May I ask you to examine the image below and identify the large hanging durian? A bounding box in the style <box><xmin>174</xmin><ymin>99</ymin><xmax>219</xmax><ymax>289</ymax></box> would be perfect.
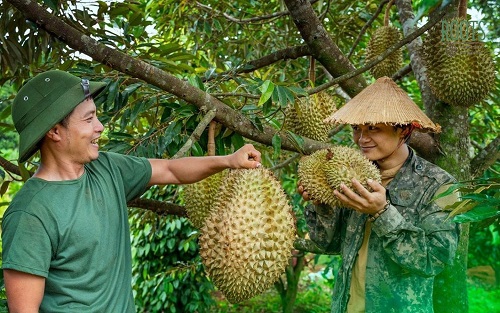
<box><xmin>284</xmin><ymin>92</ymin><xmax>337</xmax><ymax>142</ymax></box>
<box><xmin>298</xmin><ymin>146</ymin><xmax>381</xmax><ymax>207</ymax></box>
<box><xmin>199</xmin><ymin>168</ymin><xmax>296</xmax><ymax>303</ymax></box>
<box><xmin>422</xmin><ymin>17</ymin><xmax>496</xmax><ymax>107</ymax></box>
<box><xmin>365</xmin><ymin>25</ymin><xmax>403</xmax><ymax>78</ymax></box>
<box><xmin>182</xmin><ymin>170</ymin><xmax>228</xmax><ymax>229</ymax></box>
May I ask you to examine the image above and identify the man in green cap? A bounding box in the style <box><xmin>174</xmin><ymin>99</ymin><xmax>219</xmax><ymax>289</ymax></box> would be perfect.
<box><xmin>2</xmin><ymin>70</ymin><xmax>262</xmax><ymax>312</ymax></box>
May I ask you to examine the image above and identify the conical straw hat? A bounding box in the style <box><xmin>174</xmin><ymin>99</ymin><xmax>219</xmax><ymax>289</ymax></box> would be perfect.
<box><xmin>324</xmin><ymin>76</ymin><xmax>440</xmax><ymax>132</ymax></box>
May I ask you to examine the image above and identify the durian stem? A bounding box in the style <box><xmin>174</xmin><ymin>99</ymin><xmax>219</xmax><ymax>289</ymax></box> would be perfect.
<box><xmin>384</xmin><ymin>0</ymin><xmax>395</xmax><ymax>26</ymax></box>
<box><xmin>208</xmin><ymin>121</ymin><xmax>216</xmax><ymax>156</ymax></box>
<box><xmin>171</xmin><ymin>109</ymin><xmax>216</xmax><ymax>159</ymax></box>
<box><xmin>308</xmin><ymin>56</ymin><xmax>316</xmax><ymax>86</ymax></box>
<box><xmin>458</xmin><ymin>0</ymin><xmax>467</xmax><ymax>18</ymax></box>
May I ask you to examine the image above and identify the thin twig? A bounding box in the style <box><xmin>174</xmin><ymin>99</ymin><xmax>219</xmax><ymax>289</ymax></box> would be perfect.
<box><xmin>391</xmin><ymin>63</ymin><xmax>412</xmax><ymax>81</ymax></box>
<box><xmin>348</xmin><ymin>0</ymin><xmax>390</xmax><ymax>59</ymax></box>
<box><xmin>172</xmin><ymin>109</ymin><xmax>217</xmax><ymax>159</ymax></box>
<box><xmin>270</xmin><ymin>153</ymin><xmax>302</xmax><ymax>171</ymax></box>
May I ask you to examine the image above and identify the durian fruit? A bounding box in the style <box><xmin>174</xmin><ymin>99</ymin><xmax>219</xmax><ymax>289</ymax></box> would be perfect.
<box><xmin>422</xmin><ymin>17</ymin><xmax>496</xmax><ymax>107</ymax></box>
<box><xmin>199</xmin><ymin>168</ymin><xmax>296</xmax><ymax>303</ymax></box>
<box><xmin>284</xmin><ymin>92</ymin><xmax>337</xmax><ymax>142</ymax></box>
<box><xmin>297</xmin><ymin>149</ymin><xmax>336</xmax><ymax>206</ymax></box>
<box><xmin>298</xmin><ymin>146</ymin><xmax>381</xmax><ymax>207</ymax></box>
<box><xmin>365</xmin><ymin>26</ymin><xmax>403</xmax><ymax>78</ymax></box>
<box><xmin>183</xmin><ymin>170</ymin><xmax>228</xmax><ymax>229</ymax></box>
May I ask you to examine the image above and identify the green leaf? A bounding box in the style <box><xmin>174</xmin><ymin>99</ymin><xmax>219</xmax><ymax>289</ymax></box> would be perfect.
<box><xmin>42</xmin><ymin>0</ymin><xmax>58</xmax><ymax>11</ymax></box>
<box><xmin>251</xmin><ymin>116</ymin><xmax>264</xmax><ymax>132</ymax></box>
<box><xmin>285</xmin><ymin>130</ymin><xmax>305</xmax><ymax>154</ymax></box>
<box><xmin>0</xmin><ymin>181</ymin><xmax>10</xmax><ymax>196</ymax></box>
<box><xmin>187</xmin><ymin>75</ymin><xmax>205</xmax><ymax>91</ymax></box>
<box><xmin>287</xmin><ymin>86</ymin><xmax>308</xmax><ymax>97</ymax></box>
<box><xmin>453</xmin><ymin>205</ymin><xmax>500</xmax><ymax>223</ymax></box>
<box><xmin>166</xmin><ymin>238</ymin><xmax>176</xmax><ymax>250</ymax></box>
<box><xmin>258</xmin><ymin>80</ymin><xmax>275</xmax><ymax>106</ymax></box>
<box><xmin>231</xmin><ymin>133</ymin><xmax>245</xmax><ymax>150</ymax></box>
<box><xmin>275</xmin><ymin>85</ymin><xmax>295</xmax><ymax>108</ymax></box>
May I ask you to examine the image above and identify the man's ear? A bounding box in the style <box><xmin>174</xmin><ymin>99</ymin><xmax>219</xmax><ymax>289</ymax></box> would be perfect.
<box><xmin>400</xmin><ymin>126</ymin><xmax>411</xmax><ymax>138</ymax></box>
<box><xmin>46</xmin><ymin>124</ymin><xmax>62</xmax><ymax>141</ymax></box>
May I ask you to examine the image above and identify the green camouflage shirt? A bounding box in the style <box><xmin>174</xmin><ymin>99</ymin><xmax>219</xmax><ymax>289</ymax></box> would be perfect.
<box><xmin>305</xmin><ymin>149</ymin><xmax>459</xmax><ymax>313</ymax></box>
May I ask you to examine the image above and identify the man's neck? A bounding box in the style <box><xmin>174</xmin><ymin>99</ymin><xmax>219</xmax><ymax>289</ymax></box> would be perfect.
<box><xmin>34</xmin><ymin>159</ymin><xmax>86</xmax><ymax>181</ymax></box>
<box><xmin>376</xmin><ymin>144</ymin><xmax>409</xmax><ymax>171</ymax></box>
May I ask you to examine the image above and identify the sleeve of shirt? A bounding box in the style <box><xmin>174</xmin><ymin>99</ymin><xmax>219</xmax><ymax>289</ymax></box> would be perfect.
<box><xmin>103</xmin><ymin>152</ymin><xmax>152</xmax><ymax>201</ymax></box>
<box><xmin>371</xmin><ymin>197</ymin><xmax>459</xmax><ymax>277</ymax></box>
<box><xmin>2</xmin><ymin>211</ymin><xmax>52</xmax><ymax>278</ymax></box>
<box><xmin>304</xmin><ymin>203</ymin><xmax>344</xmax><ymax>253</ymax></box>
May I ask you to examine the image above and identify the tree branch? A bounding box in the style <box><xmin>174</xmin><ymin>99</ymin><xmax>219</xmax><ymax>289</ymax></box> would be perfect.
<box><xmin>283</xmin><ymin>0</ymin><xmax>368</xmax><ymax>97</ymax></box>
<box><xmin>309</xmin><ymin>3</ymin><xmax>449</xmax><ymax>95</ymax></box>
<box><xmin>0</xmin><ymin>155</ymin><xmax>21</xmax><ymax>176</ymax></box>
<box><xmin>127</xmin><ymin>198</ymin><xmax>187</xmax><ymax>217</ymax></box>
<box><xmin>394</xmin><ymin>0</ymin><xmax>444</xmax><ymax>117</ymax></box>
<box><xmin>6</xmin><ymin>0</ymin><xmax>330</xmax><ymax>156</ymax></box>
<box><xmin>205</xmin><ymin>45</ymin><xmax>311</xmax><ymax>82</ymax></box>
<box><xmin>293</xmin><ymin>237</ymin><xmax>336</xmax><ymax>255</ymax></box>
<box><xmin>195</xmin><ymin>0</ymin><xmax>320</xmax><ymax>24</ymax></box>
<box><xmin>171</xmin><ymin>109</ymin><xmax>217</xmax><ymax>159</ymax></box>
<box><xmin>391</xmin><ymin>63</ymin><xmax>412</xmax><ymax>82</ymax></box>
<box><xmin>269</xmin><ymin>153</ymin><xmax>301</xmax><ymax>171</ymax></box>
<box><xmin>470</xmin><ymin>135</ymin><xmax>500</xmax><ymax>178</ymax></box>
<box><xmin>195</xmin><ymin>1</ymin><xmax>289</xmax><ymax>24</ymax></box>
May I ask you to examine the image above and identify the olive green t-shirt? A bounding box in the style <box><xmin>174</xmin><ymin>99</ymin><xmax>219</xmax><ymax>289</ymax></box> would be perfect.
<box><xmin>2</xmin><ymin>152</ymin><xmax>151</xmax><ymax>312</ymax></box>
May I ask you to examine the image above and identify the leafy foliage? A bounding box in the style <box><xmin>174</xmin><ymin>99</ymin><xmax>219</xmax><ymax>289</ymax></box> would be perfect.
<box><xmin>0</xmin><ymin>0</ymin><xmax>499</xmax><ymax>311</ymax></box>
<box><xmin>130</xmin><ymin>210</ymin><xmax>215</xmax><ymax>312</ymax></box>
<box><xmin>435</xmin><ymin>177</ymin><xmax>500</xmax><ymax>224</ymax></box>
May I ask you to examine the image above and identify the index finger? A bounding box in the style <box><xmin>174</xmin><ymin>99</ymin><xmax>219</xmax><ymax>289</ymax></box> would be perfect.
<box><xmin>350</xmin><ymin>178</ymin><xmax>372</xmax><ymax>198</ymax></box>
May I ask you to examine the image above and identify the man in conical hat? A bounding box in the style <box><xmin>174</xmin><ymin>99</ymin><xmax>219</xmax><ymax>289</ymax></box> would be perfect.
<box><xmin>300</xmin><ymin>77</ymin><xmax>459</xmax><ymax>313</ymax></box>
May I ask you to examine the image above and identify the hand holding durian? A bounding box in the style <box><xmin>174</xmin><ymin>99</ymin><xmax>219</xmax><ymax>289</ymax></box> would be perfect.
<box><xmin>227</xmin><ymin>143</ymin><xmax>262</xmax><ymax>169</ymax></box>
<box><xmin>333</xmin><ymin>178</ymin><xmax>387</xmax><ymax>216</ymax></box>
<box><xmin>297</xmin><ymin>146</ymin><xmax>382</xmax><ymax>208</ymax></box>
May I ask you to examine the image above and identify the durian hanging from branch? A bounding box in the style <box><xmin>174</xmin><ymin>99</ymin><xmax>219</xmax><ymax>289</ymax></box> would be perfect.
<box><xmin>365</xmin><ymin>0</ymin><xmax>403</xmax><ymax>79</ymax></box>
<box><xmin>422</xmin><ymin>0</ymin><xmax>495</xmax><ymax>107</ymax></box>
<box><xmin>283</xmin><ymin>57</ymin><xmax>338</xmax><ymax>142</ymax></box>
<box><xmin>182</xmin><ymin>120</ymin><xmax>228</xmax><ymax>229</ymax></box>
<box><xmin>199</xmin><ymin>167</ymin><xmax>296</xmax><ymax>303</ymax></box>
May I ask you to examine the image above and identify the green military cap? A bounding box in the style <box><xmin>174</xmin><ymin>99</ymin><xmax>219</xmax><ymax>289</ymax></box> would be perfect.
<box><xmin>12</xmin><ymin>70</ymin><xmax>107</xmax><ymax>163</ymax></box>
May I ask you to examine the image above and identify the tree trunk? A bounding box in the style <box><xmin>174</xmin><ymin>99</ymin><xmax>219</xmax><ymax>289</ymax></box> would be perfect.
<box><xmin>275</xmin><ymin>253</ymin><xmax>306</xmax><ymax>313</ymax></box>
<box><xmin>432</xmin><ymin>99</ymin><xmax>471</xmax><ymax>313</ymax></box>
<box><xmin>395</xmin><ymin>0</ymin><xmax>470</xmax><ymax>311</ymax></box>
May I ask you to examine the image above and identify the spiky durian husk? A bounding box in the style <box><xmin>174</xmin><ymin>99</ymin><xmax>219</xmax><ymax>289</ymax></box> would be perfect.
<box><xmin>199</xmin><ymin>168</ymin><xmax>296</xmax><ymax>304</ymax></box>
<box><xmin>322</xmin><ymin>146</ymin><xmax>381</xmax><ymax>194</ymax></box>
<box><xmin>298</xmin><ymin>146</ymin><xmax>381</xmax><ymax>207</ymax></box>
<box><xmin>284</xmin><ymin>92</ymin><xmax>337</xmax><ymax>142</ymax></box>
<box><xmin>423</xmin><ymin>18</ymin><xmax>496</xmax><ymax>107</ymax></box>
<box><xmin>183</xmin><ymin>170</ymin><xmax>228</xmax><ymax>229</ymax></box>
<box><xmin>365</xmin><ymin>26</ymin><xmax>403</xmax><ymax>78</ymax></box>
<box><xmin>297</xmin><ymin>149</ymin><xmax>337</xmax><ymax>206</ymax></box>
